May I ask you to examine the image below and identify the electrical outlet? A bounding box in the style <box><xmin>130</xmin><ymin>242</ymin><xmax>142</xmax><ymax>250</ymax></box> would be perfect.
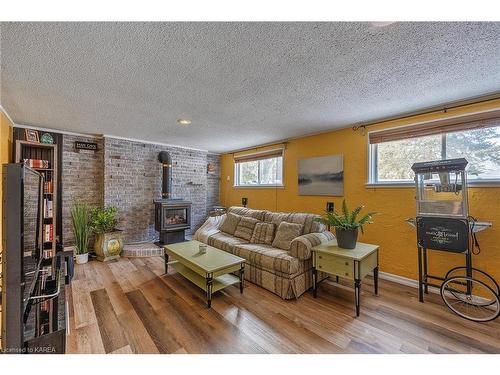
<box><xmin>226</xmin><ymin>175</ymin><xmax>230</xmax><ymax>181</ymax></box>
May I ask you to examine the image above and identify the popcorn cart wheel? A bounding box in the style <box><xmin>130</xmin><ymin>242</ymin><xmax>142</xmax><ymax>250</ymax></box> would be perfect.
<box><xmin>440</xmin><ymin>276</ymin><xmax>500</xmax><ymax>322</ymax></box>
<box><xmin>409</xmin><ymin>158</ymin><xmax>500</xmax><ymax>322</ymax></box>
<box><xmin>444</xmin><ymin>266</ymin><xmax>500</xmax><ymax>297</ymax></box>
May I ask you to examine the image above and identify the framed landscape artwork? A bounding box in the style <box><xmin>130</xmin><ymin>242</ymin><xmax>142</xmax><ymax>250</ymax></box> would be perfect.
<box><xmin>298</xmin><ymin>154</ymin><xmax>344</xmax><ymax>196</ymax></box>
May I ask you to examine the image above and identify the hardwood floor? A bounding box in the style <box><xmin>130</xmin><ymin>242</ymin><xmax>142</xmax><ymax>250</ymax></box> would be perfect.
<box><xmin>66</xmin><ymin>256</ymin><xmax>500</xmax><ymax>354</ymax></box>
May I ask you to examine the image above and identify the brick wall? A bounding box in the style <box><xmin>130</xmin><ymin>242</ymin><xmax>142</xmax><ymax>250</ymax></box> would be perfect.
<box><xmin>61</xmin><ymin>135</ymin><xmax>104</xmax><ymax>244</ymax></box>
<box><xmin>207</xmin><ymin>153</ymin><xmax>221</xmax><ymax>213</ymax></box>
<box><xmin>102</xmin><ymin>137</ymin><xmax>220</xmax><ymax>244</ymax></box>
<box><xmin>62</xmin><ymin>135</ymin><xmax>220</xmax><ymax>245</ymax></box>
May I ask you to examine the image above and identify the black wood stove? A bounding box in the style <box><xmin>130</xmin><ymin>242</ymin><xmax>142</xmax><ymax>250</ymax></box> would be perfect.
<box><xmin>154</xmin><ymin>151</ymin><xmax>192</xmax><ymax>244</ymax></box>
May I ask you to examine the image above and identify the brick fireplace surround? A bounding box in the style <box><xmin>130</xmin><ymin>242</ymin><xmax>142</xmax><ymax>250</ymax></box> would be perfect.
<box><xmin>61</xmin><ymin>134</ymin><xmax>220</xmax><ymax>247</ymax></box>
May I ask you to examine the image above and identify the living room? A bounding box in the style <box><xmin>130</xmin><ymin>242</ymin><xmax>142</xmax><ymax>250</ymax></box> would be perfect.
<box><xmin>1</xmin><ymin>1</ymin><xmax>500</xmax><ymax>373</ymax></box>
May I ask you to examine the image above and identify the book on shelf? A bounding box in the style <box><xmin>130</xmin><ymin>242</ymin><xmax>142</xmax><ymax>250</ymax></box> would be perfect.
<box><xmin>40</xmin><ymin>265</ymin><xmax>52</xmax><ymax>290</ymax></box>
<box><xmin>43</xmin><ymin>198</ymin><xmax>53</xmax><ymax>218</ymax></box>
<box><xmin>44</xmin><ymin>224</ymin><xmax>54</xmax><ymax>242</ymax></box>
<box><xmin>23</xmin><ymin>158</ymin><xmax>49</xmax><ymax>169</ymax></box>
<box><xmin>44</xmin><ymin>181</ymin><xmax>53</xmax><ymax>194</ymax></box>
<box><xmin>43</xmin><ymin>249</ymin><xmax>55</xmax><ymax>259</ymax></box>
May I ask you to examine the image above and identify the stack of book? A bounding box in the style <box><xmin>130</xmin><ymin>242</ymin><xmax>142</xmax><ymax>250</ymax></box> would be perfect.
<box><xmin>44</xmin><ymin>224</ymin><xmax>54</xmax><ymax>242</ymax></box>
<box><xmin>23</xmin><ymin>158</ymin><xmax>50</xmax><ymax>168</ymax></box>
<box><xmin>43</xmin><ymin>249</ymin><xmax>55</xmax><ymax>259</ymax></box>
<box><xmin>44</xmin><ymin>181</ymin><xmax>53</xmax><ymax>193</ymax></box>
<box><xmin>44</xmin><ymin>199</ymin><xmax>53</xmax><ymax>218</ymax></box>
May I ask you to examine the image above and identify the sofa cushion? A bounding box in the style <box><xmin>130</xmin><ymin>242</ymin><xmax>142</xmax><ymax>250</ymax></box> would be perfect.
<box><xmin>227</xmin><ymin>206</ymin><xmax>266</xmax><ymax>221</ymax></box>
<box><xmin>250</xmin><ymin>222</ymin><xmax>275</xmax><ymax>245</ymax></box>
<box><xmin>207</xmin><ymin>232</ymin><xmax>248</xmax><ymax>253</ymax></box>
<box><xmin>272</xmin><ymin>222</ymin><xmax>304</xmax><ymax>251</ymax></box>
<box><xmin>290</xmin><ymin>231</ymin><xmax>335</xmax><ymax>260</ymax></box>
<box><xmin>234</xmin><ymin>216</ymin><xmax>260</xmax><ymax>241</ymax></box>
<box><xmin>220</xmin><ymin>212</ymin><xmax>242</xmax><ymax>235</ymax></box>
<box><xmin>263</xmin><ymin>211</ymin><xmax>325</xmax><ymax>234</ymax></box>
<box><xmin>233</xmin><ymin>243</ymin><xmax>302</xmax><ymax>274</ymax></box>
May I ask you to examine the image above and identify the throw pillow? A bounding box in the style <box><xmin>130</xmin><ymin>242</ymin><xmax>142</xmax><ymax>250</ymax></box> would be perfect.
<box><xmin>234</xmin><ymin>216</ymin><xmax>260</xmax><ymax>241</ymax></box>
<box><xmin>220</xmin><ymin>212</ymin><xmax>242</xmax><ymax>235</ymax></box>
<box><xmin>250</xmin><ymin>222</ymin><xmax>275</xmax><ymax>245</ymax></box>
<box><xmin>272</xmin><ymin>222</ymin><xmax>304</xmax><ymax>251</ymax></box>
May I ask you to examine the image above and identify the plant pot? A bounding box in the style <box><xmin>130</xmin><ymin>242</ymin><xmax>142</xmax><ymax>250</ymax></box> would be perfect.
<box><xmin>335</xmin><ymin>228</ymin><xmax>359</xmax><ymax>249</ymax></box>
<box><xmin>94</xmin><ymin>230</ymin><xmax>123</xmax><ymax>262</ymax></box>
<box><xmin>75</xmin><ymin>252</ymin><xmax>89</xmax><ymax>264</ymax></box>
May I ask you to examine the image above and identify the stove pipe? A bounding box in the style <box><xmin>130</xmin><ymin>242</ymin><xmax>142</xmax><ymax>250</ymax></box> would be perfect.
<box><xmin>158</xmin><ymin>151</ymin><xmax>172</xmax><ymax>199</ymax></box>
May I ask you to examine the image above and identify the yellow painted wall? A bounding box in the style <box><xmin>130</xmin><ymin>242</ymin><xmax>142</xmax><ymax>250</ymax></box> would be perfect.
<box><xmin>0</xmin><ymin>109</ymin><xmax>13</xmax><ymax>349</ymax></box>
<box><xmin>1</xmin><ymin>109</ymin><xmax>14</xmax><ymax>253</ymax></box>
<box><xmin>220</xmin><ymin>99</ymin><xmax>500</xmax><ymax>283</ymax></box>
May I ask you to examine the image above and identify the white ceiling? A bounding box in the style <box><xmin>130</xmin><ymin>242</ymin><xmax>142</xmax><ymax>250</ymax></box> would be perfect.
<box><xmin>1</xmin><ymin>22</ymin><xmax>499</xmax><ymax>153</ymax></box>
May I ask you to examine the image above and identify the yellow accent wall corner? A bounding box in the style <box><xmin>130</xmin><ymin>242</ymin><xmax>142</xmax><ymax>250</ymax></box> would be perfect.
<box><xmin>219</xmin><ymin>99</ymin><xmax>500</xmax><ymax>285</ymax></box>
<box><xmin>0</xmin><ymin>109</ymin><xmax>13</xmax><ymax>350</ymax></box>
<box><xmin>1</xmin><ymin>109</ymin><xmax>14</xmax><ymax>254</ymax></box>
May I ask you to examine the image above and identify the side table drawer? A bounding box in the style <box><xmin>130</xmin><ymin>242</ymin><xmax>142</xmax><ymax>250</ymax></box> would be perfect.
<box><xmin>316</xmin><ymin>253</ymin><xmax>354</xmax><ymax>279</ymax></box>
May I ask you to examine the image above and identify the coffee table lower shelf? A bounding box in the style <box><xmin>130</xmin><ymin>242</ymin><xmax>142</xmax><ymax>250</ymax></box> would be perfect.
<box><xmin>171</xmin><ymin>262</ymin><xmax>241</xmax><ymax>307</ymax></box>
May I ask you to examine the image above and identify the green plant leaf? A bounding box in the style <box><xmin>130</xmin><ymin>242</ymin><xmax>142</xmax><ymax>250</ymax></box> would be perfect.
<box><xmin>71</xmin><ymin>201</ymin><xmax>91</xmax><ymax>255</ymax></box>
<box><xmin>316</xmin><ymin>201</ymin><xmax>377</xmax><ymax>232</ymax></box>
<box><xmin>342</xmin><ymin>199</ymin><xmax>349</xmax><ymax>221</ymax></box>
<box><xmin>349</xmin><ymin>206</ymin><xmax>363</xmax><ymax>224</ymax></box>
<box><xmin>90</xmin><ymin>206</ymin><xmax>119</xmax><ymax>234</ymax></box>
<box><xmin>358</xmin><ymin>212</ymin><xmax>377</xmax><ymax>226</ymax></box>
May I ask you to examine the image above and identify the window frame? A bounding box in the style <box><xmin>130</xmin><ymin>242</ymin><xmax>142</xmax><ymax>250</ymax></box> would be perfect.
<box><xmin>367</xmin><ymin>123</ymin><xmax>500</xmax><ymax>188</ymax></box>
<box><xmin>234</xmin><ymin>152</ymin><xmax>284</xmax><ymax>188</ymax></box>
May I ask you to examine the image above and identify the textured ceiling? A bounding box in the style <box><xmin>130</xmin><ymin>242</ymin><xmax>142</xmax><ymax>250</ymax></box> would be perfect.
<box><xmin>1</xmin><ymin>22</ymin><xmax>499</xmax><ymax>153</ymax></box>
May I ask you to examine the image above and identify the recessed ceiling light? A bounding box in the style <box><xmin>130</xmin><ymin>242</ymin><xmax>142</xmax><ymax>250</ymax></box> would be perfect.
<box><xmin>370</xmin><ymin>22</ymin><xmax>396</xmax><ymax>28</ymax></box>
<box><xmin>177</xmin><ymin>119</ymin><xmax>191</xmax><ymax>126</ymax></box>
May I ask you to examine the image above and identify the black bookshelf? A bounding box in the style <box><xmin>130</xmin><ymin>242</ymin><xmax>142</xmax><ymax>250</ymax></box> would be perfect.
<box><xmin>2</xmin><ymin>164</ymin><xmax>67</xmax><ymax>353</ymax></box>
<box><xmin>13</xmin><ymin>127</ymin><xmax>63</xmax><ymax>248</ymax></box>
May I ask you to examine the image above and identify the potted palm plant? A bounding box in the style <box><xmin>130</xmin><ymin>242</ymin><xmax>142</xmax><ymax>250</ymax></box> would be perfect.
<box><xmin>316</xmin><ymin>200</ymin><xmax>377</xmax><ymax>249</ymax></box>
<box><xmin>90</xmin><ymin>206</ymin><xmax>123</xmax><ymax>262</ymax></box>
<box><xmin>71</xmin><ymin>201</ymin><xmax>91</xmax><ymax>264</ymax></box>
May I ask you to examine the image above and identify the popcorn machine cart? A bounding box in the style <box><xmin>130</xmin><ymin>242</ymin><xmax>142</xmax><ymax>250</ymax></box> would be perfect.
<box><xmin>407</xmin><ymin>158</ymin><xmax>499</xmax><ymax>322</ymax></box>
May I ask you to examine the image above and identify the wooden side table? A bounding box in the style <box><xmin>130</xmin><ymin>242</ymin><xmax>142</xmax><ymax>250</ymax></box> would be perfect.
<box><xmin>311</xmin><ymin>240</ymin><xmax>379</xmax><ymax>317</ymax></box>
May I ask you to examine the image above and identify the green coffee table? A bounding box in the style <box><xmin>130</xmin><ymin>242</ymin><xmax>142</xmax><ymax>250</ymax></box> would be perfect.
<box><xmin>164</xmin><ymin>240</ymin><xmax>245</xmax><ymax>308</ymax></box>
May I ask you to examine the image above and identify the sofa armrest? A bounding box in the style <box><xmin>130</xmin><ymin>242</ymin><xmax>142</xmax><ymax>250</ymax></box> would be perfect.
<box><xmin>289</xmin><ymin>231</ymin><xmax>335</xmax><ymax>260</ymax></box>
<box><xmin>193</xmin><ymin>214</ymin><xmax>226</xmax><ymax>243</ymax></box>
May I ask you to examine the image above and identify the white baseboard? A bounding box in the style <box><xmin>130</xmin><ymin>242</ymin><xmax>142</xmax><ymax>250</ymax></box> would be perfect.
<box><xmin>376</xmin><ymin>270</ymin><xmax>496</xmax><ymax>309</ymax></box>
<box><xmin>377</xmin><ymin>270</ymin><xmax>441</xmax><ymax>295</ymax></box>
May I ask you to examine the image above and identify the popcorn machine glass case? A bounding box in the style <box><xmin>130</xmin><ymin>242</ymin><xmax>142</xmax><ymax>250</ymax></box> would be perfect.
<box><xmin>413</xmin><ymin>158</ymin><xmax>468</xmax><ymax>218</ymax></box>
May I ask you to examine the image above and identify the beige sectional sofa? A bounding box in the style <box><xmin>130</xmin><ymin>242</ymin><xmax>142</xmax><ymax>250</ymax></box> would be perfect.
<box><xmin>193</xmin><ymin>206</ymin><xmax>334</xmax><ymax>299</ymax></box>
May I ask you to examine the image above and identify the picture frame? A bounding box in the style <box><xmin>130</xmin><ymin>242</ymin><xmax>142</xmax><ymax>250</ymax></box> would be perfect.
<box><xmin>25</xmin><ymin>129</ymin><xmax>40</xmax><ymax>143</ymax></box>
<box><xmin>207</xmin><ymin>162</ymin><xmax>216</xmax><ymax>174</ymax></box>
<box><xmin>298</xmin><ymin>154</ymin><xmax>344</xmax><ymax>196</ymax></box>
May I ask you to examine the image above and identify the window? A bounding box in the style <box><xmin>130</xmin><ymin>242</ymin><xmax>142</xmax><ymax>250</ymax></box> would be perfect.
<box><xmin>234</xmin><ymin>149</ymin><xmax>283</xmax><ymax>187</ymax></box>
<box><xmin>369</xmin><ymin>113</ymin><xmax>500</xmax><ymax>184</ymax></box>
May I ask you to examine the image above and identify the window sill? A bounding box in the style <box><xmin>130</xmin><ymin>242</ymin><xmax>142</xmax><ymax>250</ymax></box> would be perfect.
<box><xmin>365</xmin><ymin>180</ymin><xmax>500</xmax><ymax>189</ymax></box>
<box><xmin>233</xmin><ymin>185</ymin><xmax>285</xmax><ymax>189</ymax></box>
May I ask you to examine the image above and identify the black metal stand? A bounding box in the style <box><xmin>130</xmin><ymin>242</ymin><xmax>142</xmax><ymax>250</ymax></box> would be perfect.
<box><xmin>354</xmin><ymin>278</ymin><xmax>361</xmax><ymax>317</ymax></box>
<box><xmin>206</xmin><ymin>274</ymin><xmax>213</xmax><ymax>308</ymax></box>
<box><xmin>417</xmin><ymin>245</ymin><xmax>473</xmax><ymax>303</ymax></box>
<box><xmin>239</xmin><ymin>264</ymin><xmax>245</xmax><ymax>294</ymax></box>
<box><xmin>312</xmin><ymin>268</ymin><xmax>317</xmax><ymax>298</ymax></box>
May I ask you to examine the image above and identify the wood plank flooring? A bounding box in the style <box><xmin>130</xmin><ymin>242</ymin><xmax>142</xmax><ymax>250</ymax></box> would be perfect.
<box><xmin>66</xmin><ymin>256</ymin><xmax>500</xmax><ymax>354</ymax></box>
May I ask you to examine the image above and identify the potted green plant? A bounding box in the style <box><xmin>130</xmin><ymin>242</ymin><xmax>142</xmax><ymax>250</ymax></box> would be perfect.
<box><xmin>71</xmin><ymin>201</ymin><xmax>91</xmax><ymax>264</ymax></box>
<box><xmin>90</xmin><ymin>206</ymin><xmax>123</xmax><ymax>262</ymax></box>
<box><xmin>316</xmin><ymin>200</ymin><xmax>377</xmax><ymax>249</ymax></box>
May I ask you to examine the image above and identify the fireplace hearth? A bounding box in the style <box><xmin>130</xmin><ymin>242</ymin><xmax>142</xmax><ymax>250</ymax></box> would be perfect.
<box><xmin>154</xmin><ymin>151</ymin><xmax>192</xmax><ymax>244</ymax></box>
